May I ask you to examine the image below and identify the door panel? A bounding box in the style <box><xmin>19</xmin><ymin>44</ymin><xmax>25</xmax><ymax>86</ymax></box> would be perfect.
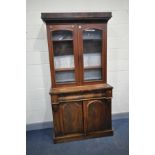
<box><xmin>49</xmin><ymin>25</ymin><xmax>79</xmax><ymax>86</ymax></box>
<box><xmin>84</xmin><ymin>99</ymin><xmax>111</xmax><ymax>133</ymax></box>
<box><xmin>78</xmin><ymin>24</ymin><xmax>107</xmax><ymax>84</ymax></box>
<box><xmin>60</xmin><ymin>102</ymin><xmax>84</xmax><ymax>135</ymax></box>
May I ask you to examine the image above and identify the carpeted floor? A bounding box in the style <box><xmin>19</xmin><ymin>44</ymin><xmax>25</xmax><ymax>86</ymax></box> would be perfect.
<box><xmin>26</xmin><ymin>118</ymin><xmax>129</xmax><ymax>155</ymax></box>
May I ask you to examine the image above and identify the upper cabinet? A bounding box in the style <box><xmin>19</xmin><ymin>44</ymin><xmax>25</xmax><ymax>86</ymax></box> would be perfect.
<box><xmin>41</xmin><ymin>12</ymin><xmax>112</xmax><ymax>88</ymax></box>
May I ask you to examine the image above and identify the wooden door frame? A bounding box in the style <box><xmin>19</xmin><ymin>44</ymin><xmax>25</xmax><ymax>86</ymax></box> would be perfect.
<box><xmin>83</xmin><ymin>98</ymin><xmax>112</xmax><ymax>134</ymax></box>
<box><xmin>46</xmin><ymin>24</ymin><xmax>80</xmax><ymax>88</ymax></box>
<box><xmin>78</xmin><ymin>23</ymin><xmax>107</xmax><ymax>85</ymax></box>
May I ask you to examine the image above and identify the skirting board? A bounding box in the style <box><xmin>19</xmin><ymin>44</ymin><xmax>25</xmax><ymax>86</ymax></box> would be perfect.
<box><xmin>26</xmin><ymin>112</ymin><xmax>129</xmax><ymax>131</ymax></box>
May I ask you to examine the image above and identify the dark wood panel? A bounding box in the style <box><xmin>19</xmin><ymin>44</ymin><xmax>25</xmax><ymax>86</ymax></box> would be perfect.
<box><xmin>86</xmin><ymin>100</ymin><xmax>106</xmax><ymax>132</ymax></box>
<box><xmin>41</xmin><ymin>12</ymin><xmax>112</xmax><ymax>23</ymax></box>
<box><xmin>60</xmin><ymin>102</ymin><xmax>84</xmax><ymax>134</ymax></box>
<box><xmin>84</xmin><ymin>99</ymin><xmax>112</xmax><ymax>133</ymax></box>
<box><xmin>104</xmin><ymin>98</ymin><xmax>112</xmax><ymax>129</ymax></box>
<box><xmin>52</xmin><ymin>104</ymin><xmax>63</xmax><ymax>136</ymax></box>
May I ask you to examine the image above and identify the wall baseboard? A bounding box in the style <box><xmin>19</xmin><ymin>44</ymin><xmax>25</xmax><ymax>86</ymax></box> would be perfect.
<box><xmin>26</xmin><ymin>112</ymin><xmax>129</xmax><ymax>131</ymax></box>
<box><xmin>26</xmin><ymin>121</ymin><xmax>53</xmax><ymax>131</ymax></box>
<box><xmin>112</xmin><ymin>112</ymin><xmax>129</xmax><ymax>120</ymax></box>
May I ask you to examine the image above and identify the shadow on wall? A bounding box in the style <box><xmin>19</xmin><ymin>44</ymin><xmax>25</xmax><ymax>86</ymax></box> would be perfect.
<box><xmin>34</xmin><ymin>23</ymin><xmax>53</xmax><ymax>124</ymax></box>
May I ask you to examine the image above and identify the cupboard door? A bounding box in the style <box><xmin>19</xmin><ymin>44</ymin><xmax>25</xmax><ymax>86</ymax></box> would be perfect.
<box><xmin>84</xmin><ymin>99</ymin><xmax>111</xmax><ymax>133</ymax></box>
<box><xmin>78</xmin><ymin>24</ymin><xmax>107</xmax><ymax>84</ymax></box>
<box><xmin>60</xmin><ymin>102</ymin><xmax>84</xmax><ymax>135</ymax></box>
<box><xmin>47</xmin><ymin>25</ymin><xmax>79</xmax><ymax>87</ymax></box>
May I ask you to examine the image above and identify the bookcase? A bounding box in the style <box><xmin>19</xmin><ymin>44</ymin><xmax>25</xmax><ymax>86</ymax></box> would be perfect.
<box><xmin>41</xmin><ymin>12</ymin><xmax>113</xmax><ymax>143</ymax></box>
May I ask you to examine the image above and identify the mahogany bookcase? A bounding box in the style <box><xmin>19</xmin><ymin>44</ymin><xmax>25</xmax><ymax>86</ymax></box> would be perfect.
<box><xmin>41</xmin><ymin>12</ymin><xmax>113</xmax><ymax>143</ymax></box>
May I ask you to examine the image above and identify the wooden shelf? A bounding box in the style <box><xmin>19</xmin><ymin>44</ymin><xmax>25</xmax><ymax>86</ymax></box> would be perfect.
<box><xmin>83</xmin><ymin>51</ymin><xmax>101</xmax><ymax>54</ymax></box>
<box><xmin>84</xmin><ymin>66</ymin><xmax>102</xmax><ymax>70</ymax></box>
<box><xmin>55</xmin><ymin>67</ymin><xmax>75</xmax><ymax>72</ymax></box>
<box><xmin>56</xmin><ymin>80</ymin><xmax>75</xmax><ymax>84</ymax></box>
<box><xmin>83</xmin><ymin>38</ymin><xmax>101</xmax><ymax>41</ymax></box>
<box><xmin>53</xmin><ymin>39</ymin><xmax>101</xmax><ymax>42</ymax></box>
<box><xmin>55</xmin><ymin>66</ymin><xmax>101</xmax><ymax>72</ymax></box>
<box><xmin>52</xmin><ymin>39</ymin><xmax>73</xmax><ymax>42</ymax></box>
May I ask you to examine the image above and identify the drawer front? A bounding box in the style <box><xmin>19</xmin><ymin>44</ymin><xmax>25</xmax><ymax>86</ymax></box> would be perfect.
<box><xmin>56</xmin><ymin>89</ymin><xmax>112</xmax><ymax>102</ymax></box>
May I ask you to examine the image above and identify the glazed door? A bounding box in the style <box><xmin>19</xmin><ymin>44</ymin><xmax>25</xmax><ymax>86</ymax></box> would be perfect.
<box><xmin>83</xmin><ymin>99</ymin><xmax>112</xmax><ymax>134</ymax></box>
<box><xmin>78</xmin><ymin>24</ymin><xmax>107</xmax><ymax>85</ymax></box>
<box><xmin>47</xmin><ymin>25</ymin><xmax>79</xmax><ymax>87</ymax></box>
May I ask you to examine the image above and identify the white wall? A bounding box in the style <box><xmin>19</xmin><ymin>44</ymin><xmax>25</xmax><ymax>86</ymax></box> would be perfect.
<box><xmin>26</xmin><ymin>0</ymin><xmax>129</xmax><ymax>124</ymax></box>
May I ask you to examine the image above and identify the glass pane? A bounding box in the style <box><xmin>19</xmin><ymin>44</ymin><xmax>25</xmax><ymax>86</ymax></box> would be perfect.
<box><xmin>52</xmin><ymin>31</ymin><xmax>72</xmax><ymax>41</ymax></box>
<box><xmin>83</xmin><ymin>29</ymin><xmax>102</xmax><ymax>81</ymax></box>
<box><xmin>84</xmin><ymin>69</ymin><xmax>102</xmax><ymax>81</ymax></box>
<box><xmin>83</xmin><ymin>29</ymin><xmax>102</xmax><ymax>40</ymax></box>
<box><xmin>52</xmin><ymin>30</ymin><xmax>75</xmax><ymax>83</ymax></box>
<box><xmin>84</xmin><ymin>53</ymin><xmax>101</xmax><ymax>67</ymax></box>
<box><xmin>55</xmin><ymin>71</ymin><xmax>75</xmax><ymax>83</ymax></box>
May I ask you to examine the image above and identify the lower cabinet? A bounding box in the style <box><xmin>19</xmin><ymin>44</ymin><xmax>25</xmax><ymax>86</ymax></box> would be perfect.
<box><xmin>52</xmin><ymin>98</ymin><xmax>113</xmax><ymax>143</ymax></box>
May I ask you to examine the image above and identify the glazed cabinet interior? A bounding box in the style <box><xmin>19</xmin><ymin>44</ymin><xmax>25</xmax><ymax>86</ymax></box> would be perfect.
<box><xmin>41</xmin><ymin>12</ymin><xmax>113</xmax><ymax>143</ymax></box>
<box><xmin>47</xmin><ymin>24</ymin><xmax>107</xmax><ymax>87</ymax></box>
